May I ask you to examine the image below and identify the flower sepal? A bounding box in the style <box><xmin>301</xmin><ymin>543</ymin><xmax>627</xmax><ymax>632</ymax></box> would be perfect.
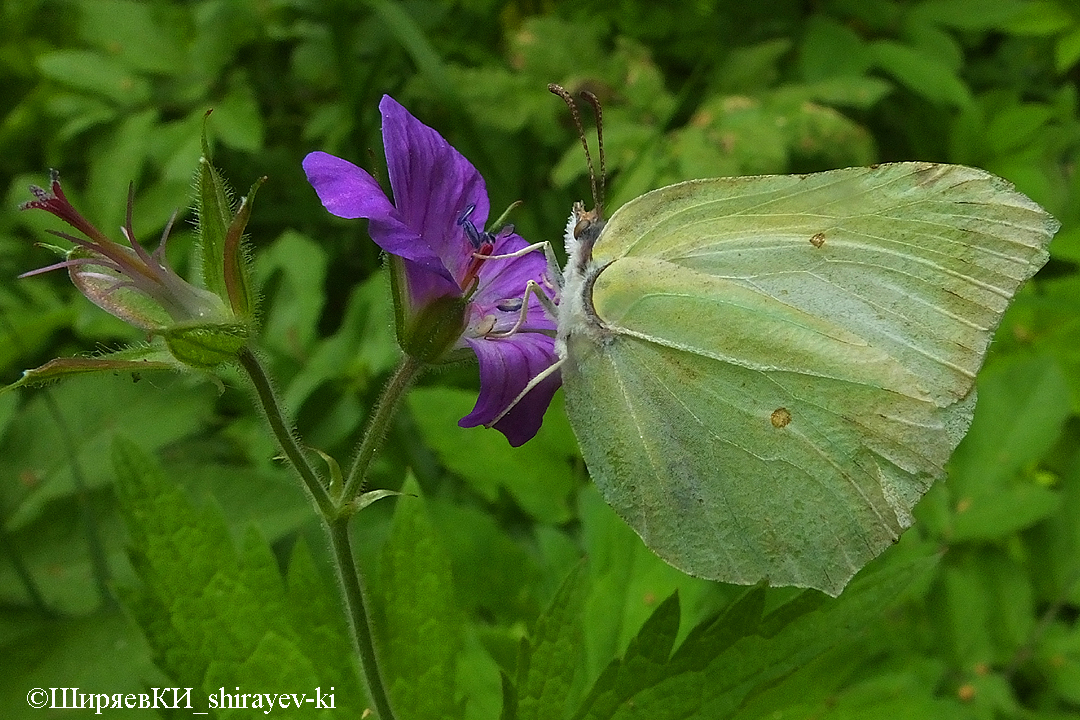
<box><xmin>388</xmin><ymin>254</ymin><xmax>469</xmax><ymax>364</ymax></box>
<box><xmin>0</xmin><ymin>343</ymin><xmax>185</xmax><ymax>395</ymax></box>
<box><xmin>197</xmin><ymin>113</ymin><xmax>262</xmax><ymax>323</ymax></box>
<box><xmin>162</xmin><ymin>320</ymin><xmax>250</xmax><ymax>370</ymax></box>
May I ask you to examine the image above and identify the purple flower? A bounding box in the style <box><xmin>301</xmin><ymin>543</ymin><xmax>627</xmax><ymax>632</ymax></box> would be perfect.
<box><xmin>303</xmin><ymin>95</ymin><xmax>560</xmax><ymax>446</ymax></box>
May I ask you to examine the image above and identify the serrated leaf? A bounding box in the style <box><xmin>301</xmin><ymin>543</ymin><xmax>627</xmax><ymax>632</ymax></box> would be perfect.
<box><xmin>573</xmin><ymin>590</ymin><xmax>687</xmax><ymax>720</ymax></box>
<box><xmin>574</xmin><ymin>558</ymin><xmax>926</xmax><ymax>720</ymax></box>
<box><xmin>517</xmin><ymin>563</ymin><xmax>587</xmax><ymax>720</ymax></box>
<box><xmin>380</xmin><ymin>473</ymin><xmax>460</xmax><ymax>720</ymax></box>
<box><xmin>111</xmin><ymin>438</ymin><xmax>364</xmax><ymax>714</ymax></box>
<box><xmin>577</xmin><ymin>485</ymin><xmax>727</xmax><ymax>684</ymax></box>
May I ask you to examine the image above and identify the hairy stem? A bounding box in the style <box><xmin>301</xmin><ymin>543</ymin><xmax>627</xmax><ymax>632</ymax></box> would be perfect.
<box><xmin>237</xmin><ymin>347</ymin><xmax>333</xmax><ymax>516</ymax></box>
<box><xmin>240</xmin><ymin>347</ymin><xmax>421</xmax><ymax>720</ymax></box>
<box><xmin>328</xmin><ymin>517</ymin><xmax>396</xmax><ymax>720</ymax></box>
<box><xmin>342</xmin><ymin>354</ymin><xmax>424</xmax><ymax>501</ymax></box>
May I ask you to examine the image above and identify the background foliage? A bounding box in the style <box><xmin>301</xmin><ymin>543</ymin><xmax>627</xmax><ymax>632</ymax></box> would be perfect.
<box><xmin>1</xmin><ymin>0</ymin><xmax>1079</xmax><ymax>717</ymax></box>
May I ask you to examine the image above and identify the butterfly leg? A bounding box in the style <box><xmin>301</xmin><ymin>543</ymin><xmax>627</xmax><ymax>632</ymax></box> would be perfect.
<box><xmin>484</xmin><ymin>355</ymin><xmax>565</xmax><ymax>428</ymax></box>
<box><xmin>488</xmin><ymin>279</ymin><xmax>559</xmax><ymax>337</ymax></box>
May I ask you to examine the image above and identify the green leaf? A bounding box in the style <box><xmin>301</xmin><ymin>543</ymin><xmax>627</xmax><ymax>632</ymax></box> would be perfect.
<box><xmin>111</xmin><ymin>438</ymin><xmax>364</xmax><ymax>714</ymax></box>
<box><xmin>2</xmin><ymin>375</ymin><xmax>217</xmax><ymax>530</ymax></box>
<box><xmin>255</xmin><ymin>229</ymin><xmax>327</xmax><ymax>355</ymax></box>
<box><xmin>0</xmin><ymin>609</ymin><xmax>169</xmax><ymax>719</ymax></box>
<box><xmin>935</xmin><ymin>549</ymin><xmax>1035</xmax><ymax>666</ymax></box>
<box><xmin>407</xmin><ymin>387</ymin><xmax>577</xmax><ymax>523</ymax></box>
<box><xmin>35</xmin><ymin>49</ymin><xmax>151</xmax><ymax>106</ymax></box>
<box><xmin>517</xmin><ymin>563</ymin><xmax>587</xmax><ymax>720</ymax></box>
<box><xmin>908</xmin><ymin>0</ymin><xmax>1028</xmax><ymax>31</ymax></box>
<box><xmin>0</xmin><ymin>290</ymin><xmax>78</xmax><ymax>374</ymax></box>
<box><xmin>799</xmin><ymin>16</ymin><xmax>873</xmax><ymax>80</ymax></box>
<box><xmin>212</xmin><ymin>80</ymin><xmax>265</xmax><ymax>152</ymax></box>
<box><xmin>87</xmin><ymin>109</ymin><xmax>157</xmax><ymax>237</ymax></box>
<box><xmin>869</xmin><ymin>40</ymin><xmax>973</xmax><ymax>107</ymax></box>
<box><xmin>950</xmin><ymin>484</ymin><xmax>1061</xmax><ymax>542</ymax></box>
<box><xmin>576</xmin><ymin>484</ymin><xmax>733</xmax><ymax>685</ymax></box>
<box><xmin>368</xmin><ymin>0</ymin><xmax>456</xmax><ymax>101</ymax></box>
<box><xmin>573</xmin><ymin>590</ymin><xmax>690</xmax><ymax>720</ymax></box>
<box><xmin>380</xmin><ymin>473</ymin><xmax>461</xmax><ymax>720</ymax></box>
<box><xmin>76</xmin><ymin>0</ymin><xmax>187</xmax><ymax>75</ymax></box>
<box><xmin>986</xmin><ymin>103</ymin><xmax>1055</xmax><ymax>156</ymax></box>
<box><xmin>578</xmin><ymin>558</ymin><xmax>925</xmax><ymax>720</ymax></box>
<box><xmin>1005</xmin><ymin>0</ymin><xmax>1075</xmax><ymax>35</ymax></box>
<box><xmin>427</xmin><ymin>499</ymin><xmax>548</xmax><ymax>626</ymax></box>
<box><xmin>281</xmin><ymin>270</ymin><xmax>398</xmax><ymax>415</ymax></box>
<box><xmin>949</xmin><ymin>356</ymin><xmax>1071</xmax><ymax>497</ymax></box>
<box><xmin>1056</xmin><ymin>25</ymin><xmax>1080</xmax><ymax>71</ymax></box>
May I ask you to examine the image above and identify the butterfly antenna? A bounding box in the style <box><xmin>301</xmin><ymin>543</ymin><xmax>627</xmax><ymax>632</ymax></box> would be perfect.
<box><xmin>579</xmin><ymin>90</ymin><xmax>606</xmax><ymax>215</ymax></box>
<box><xmin>549</xmin><ymin>83</ymin><xmax>600</xmax><ymax>212</ymax></box>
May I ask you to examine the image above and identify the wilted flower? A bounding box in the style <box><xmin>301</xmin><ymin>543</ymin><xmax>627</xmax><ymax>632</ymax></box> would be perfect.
<box><xmin>15</xmin><ymin>152</ymin><xmax>259</xmax><ymax>375</ymax></box>
<box><xmin>20</xmin><ymin>171</ymin><xmax>229</xmax><ymax>331</ymax></box>
<box><xmin>303</xmin><ymin>95</ymin><xmax>560</xmax><ymax>445</ymax></box>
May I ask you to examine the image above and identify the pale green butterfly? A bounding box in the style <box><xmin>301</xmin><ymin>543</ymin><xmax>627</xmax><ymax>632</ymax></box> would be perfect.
<box><xmin>510</xmin><ymin>87</ymin><xmax>1057</xmax><ymax>596</ymax></box>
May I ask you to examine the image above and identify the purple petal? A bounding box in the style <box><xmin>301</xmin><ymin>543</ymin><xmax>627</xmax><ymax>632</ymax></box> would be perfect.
<box><xmin>303</xmin><ymin>151</ymin><xmax>449</xmax><ymax>276</ymax></box>
<box><xmin>380</xmin><ymin>95</ymin><xmax>488</xmax><ymax>281</ymax></box>
<box><xmin>302</xmin><ymin>151</ymin><xmax>395</xmax><ymax>221</ymax></box>
<box><xmin>459</xmin><ymin>332</ymin><xmax>562</xmax><ymax>446</ymax></box>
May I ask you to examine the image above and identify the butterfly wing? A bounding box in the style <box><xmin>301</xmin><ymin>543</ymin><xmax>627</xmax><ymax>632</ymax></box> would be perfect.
<box><xmin>562</xmin><ymin>162</ymin><xmax>1056</xmax><ymax>595</ymax></box>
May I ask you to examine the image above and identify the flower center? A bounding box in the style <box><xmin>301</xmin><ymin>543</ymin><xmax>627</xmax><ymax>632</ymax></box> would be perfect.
<box><xmin>457</xmin><ymin>205</ymin><xmax>498</xmax><ymax>294</ymax></box>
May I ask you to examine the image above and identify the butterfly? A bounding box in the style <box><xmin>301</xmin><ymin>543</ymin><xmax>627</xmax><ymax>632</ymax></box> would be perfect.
<box><xmin>507</xmin><ymin>86</ymin><xmax>1058</xmax><ymax>596</ymax></box>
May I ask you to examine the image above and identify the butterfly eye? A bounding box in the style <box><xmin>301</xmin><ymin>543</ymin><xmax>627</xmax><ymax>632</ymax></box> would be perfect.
<box><xmin>573</xmin><ymin>218</ymin><xmax>591</xmax><ymax>239</ymax></box>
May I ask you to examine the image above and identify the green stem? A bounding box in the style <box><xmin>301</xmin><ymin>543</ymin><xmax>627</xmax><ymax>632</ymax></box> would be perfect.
<box><xmin>237</xmin><ymin>347</ymin><xmax>333</xmax><ymax>516</ymax></box>
<box><xmin>328</xmin><ymin>517</ymin><xmax>396</xmax><ymax>720</ymax></box>
<box><xmin>239</xmin><ymin>347</ymin><xmax>421</xmax><ymax>720</ymax></box>
<box><xmin>342</xmin><ymin>354</ymin><xmax>424</xmax><ymax>501</ymax></box>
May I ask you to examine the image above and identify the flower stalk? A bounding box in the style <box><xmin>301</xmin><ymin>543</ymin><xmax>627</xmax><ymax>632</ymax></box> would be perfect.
<box><xmin>236</xmin><ymin>346</ymin><xmax>403</xmax><ymax>720</ymax></box>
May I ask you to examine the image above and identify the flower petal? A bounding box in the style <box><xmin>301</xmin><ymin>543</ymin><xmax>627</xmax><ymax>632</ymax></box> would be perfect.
<box><xmin>302</xmin><ymin>151</ymin><xmax>395</xmax><ymax>221</ymax></box>
<box><xmin>459</xmin><ymin>332</ymin><xmax>562</xmax><ymax>446</ymax></box>
<box><xmin>303</xmin><ymin>150</ymin><xmax>449</xmax><ymax>275</ymax></box>
<box><xmin>380</xmin><ymin>95</ymin><xmax>489</xmax><ymax>281</ymax></box>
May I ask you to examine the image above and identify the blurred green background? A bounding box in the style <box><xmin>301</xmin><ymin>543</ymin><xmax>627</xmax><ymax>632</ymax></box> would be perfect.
<box><xmin>1</xmin><ymin>0</ymin><xmax>1079</xmax><ymax>717</ymax></box>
